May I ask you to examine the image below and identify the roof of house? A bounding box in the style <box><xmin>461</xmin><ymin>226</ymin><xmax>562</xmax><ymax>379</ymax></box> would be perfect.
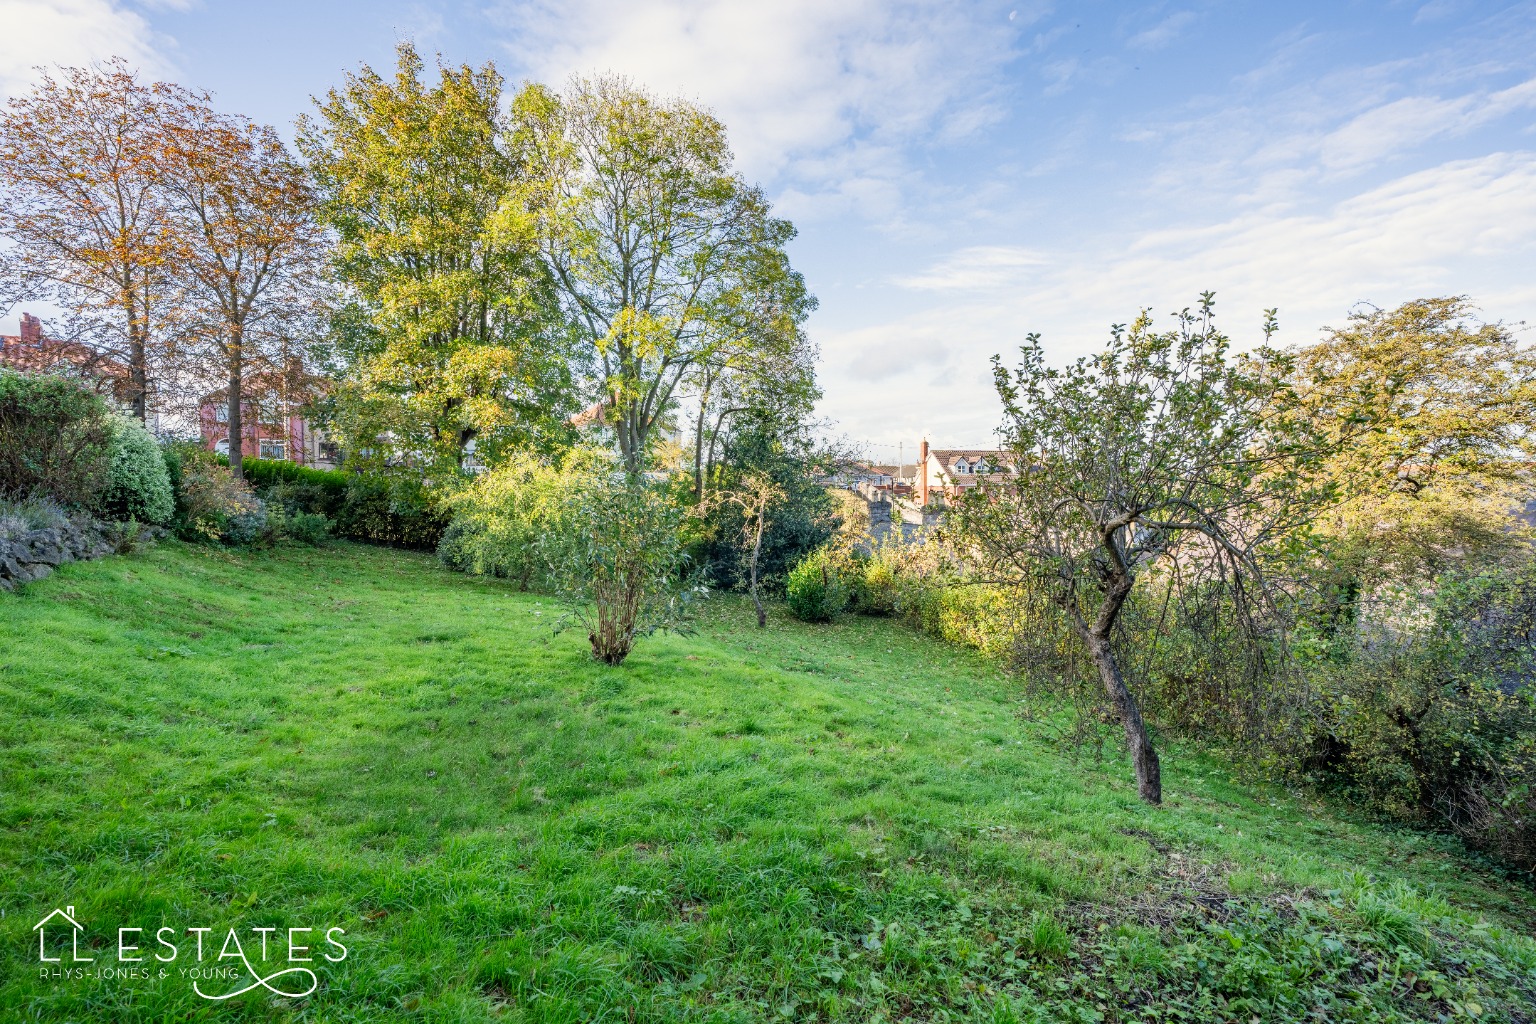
<box><xmin>870</xmin><ymin>463</ymin><xmax>917</xmax><ymax>479</ymax></box>
<box><xmin>200</xmin><ymin>366</ymin><xmax>326</xmax><ymax>406</ymax></box>
<box><xmin>928</xmin><ymin>449</ymin><xmax>1012</xmax><ymax>479</ymax></box>
<box><xmin>0</xmin><ymin>334</ymin><xmax>134</xmax><ymax>401</ymax></box>
<box><xmin>569</xmin><ymin>399</ymin><xmax>610</xmax><ymax>429</ymax></box>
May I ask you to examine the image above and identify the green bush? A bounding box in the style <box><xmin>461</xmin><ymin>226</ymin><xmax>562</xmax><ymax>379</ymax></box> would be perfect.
<box><xmin>94</xmin><ymin>415</ymin><xmax>173</xmax><ymax>525</ymax></box>
<box><xmin>240</xmin><ymin>457</ymin><xmax>447</xmax><ymax>550</ymax></box>
<box><xmin>538</xmin><ymin>460</ymin><xmax>699</xmax><ymax>665</ymax></box>
<box><xmin>1289</xmin><ymin>562</ymin><xmax>1536</xmax><ymax>873</ymax></box>
<box><xmin>786</xmin><ymin>546</ymin><xmax>852</xmax><ymax>622</ymax></box>
<box><xmin>334</xmin><ymin>475</ymin><xmax>447</xmax><ymax>550</ymax></box>
<box><xmin>438</xmin><ymin>454</ymin><xmax>572</xmax><ymax>589</ymax></box>
<box><xmin>265</xmin><ymin>504</ymin><xmax>333</xmax><ymax>546</ymax></box>
<box><xmin>853</xmin><ymin>543</ymin><xmax>900</xmax><ymax>615</ymax></box>
<box><xmin>242</xmin><ymin>458</ymin><xmax>349</xmax><ymax>509</ymax></box>
<box><xmin>163</xmin><ymin>442</ymin><xmax>263</xmax><ymax>544</ymax></box>
<box><xmin>0</xmin><ymin>368</ymin><xmax>111</xmax><ymax>506</ymax></box>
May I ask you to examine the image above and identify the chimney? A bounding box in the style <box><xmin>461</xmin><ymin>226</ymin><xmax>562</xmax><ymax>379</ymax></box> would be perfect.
<box><xmin>19</xmin><ymin>313</ymin><xmax>41</xmax><ymax>346</ymax></box>
<box><xmin>918</xmin><ymin>436</ymin><xmax>930</xmax><ymax>506</ymax></box>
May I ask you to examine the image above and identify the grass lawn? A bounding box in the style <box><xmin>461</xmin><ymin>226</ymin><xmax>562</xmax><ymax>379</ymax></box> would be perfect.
<box><xmin>1</xmin><ymin>540</ymin><xmax>1533</xmax><ymax>1022</ymax></box>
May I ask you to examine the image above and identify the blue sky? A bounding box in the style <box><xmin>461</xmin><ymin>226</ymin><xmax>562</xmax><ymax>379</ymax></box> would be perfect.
<box><xmin>3</xmin><ymin>0</ymin><xmax>1534</xmax><ymax>455</ymax></box>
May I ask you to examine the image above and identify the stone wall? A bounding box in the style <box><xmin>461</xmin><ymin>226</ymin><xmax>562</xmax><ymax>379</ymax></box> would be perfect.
<box><xmin>0</xmin><ymin>519</ymin><xmax>161</xmax><ymax>591</ymax></box>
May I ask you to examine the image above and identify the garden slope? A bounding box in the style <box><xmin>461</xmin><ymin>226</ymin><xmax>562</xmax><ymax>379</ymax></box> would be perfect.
<box><xmin>1</xmin><ymin>542</ymin><xmax>1532</xmax><ymax>1022</ymax></box>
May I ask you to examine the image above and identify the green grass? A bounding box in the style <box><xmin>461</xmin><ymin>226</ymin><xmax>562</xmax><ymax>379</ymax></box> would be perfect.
<box><xmin>1</xmin><ymin>541</ymin><xmax>1533</xmax><ymax>1022</ymax></box>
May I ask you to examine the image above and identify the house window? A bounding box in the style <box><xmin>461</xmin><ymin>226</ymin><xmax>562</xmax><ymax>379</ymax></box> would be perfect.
<box><xmin>954</xmin><ymin>460</ymin><xmax>970</xmax><ymax>474</ymax></box>
<box><xmin>974</xmin><ymin>460</ymin><xmax>989</xmax><ymax>474</ymax></box>
<box><xmin>214</xmin><ymin>438</ymin><xmax>229</xmax><ymax>457</ymax></box>
<box><xmin>259</xmin><ymin>439</ymin><xmax>287</xmax><ymax>460</ymax></box>
<box><xmin>213</xmin><ymin>405</ymin><xmax>228</xmax><ymax>423</ymax></box>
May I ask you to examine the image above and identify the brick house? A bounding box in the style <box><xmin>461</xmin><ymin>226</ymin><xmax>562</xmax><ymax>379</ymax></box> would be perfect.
<box><xmin>0</xmin><ymin>312</ymin><xmax>145</xmax><ymax>412</ymax></box>
<box><xmin>915</xmin><ymin>438</ymin><xmax>1013</xmax><ymax>507</ymax></box>
<box><xmin>198</xmin><ymin>366</ymin><xmax>339</xmax><ymax>468</ymax></box>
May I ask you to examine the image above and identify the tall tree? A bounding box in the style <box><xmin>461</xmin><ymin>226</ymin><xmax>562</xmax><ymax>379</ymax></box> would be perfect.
<box><xmin>952</xmin><ymin>299</ymin><xmax>1330</xmax><ymax>804</ymax></box>
<box><xmin>514</xmin><ymin>76</ymin><xmax>811</xmax><ymax>477</ymax></box>
<box><xmin>160</xmin><ymin>106</ymin><xmax>324</xmax><ymax>479</ymax></box>
<box><xmin>1289</xmin><ymin>296</ymin><xmax>1536</xmax><ymax>627</ymax></box>
<box><xmin>689</xmin><ymin>272</ymin><xmax>819</xmax><ymax>500</ymax></box>
<box><xmin>0</xmin><ymin>60</ymin><xmax>186</xmax><ymax>422</ymax></box>
<box><xmin>298</xmin><ymin>44</ymin><xmax>574</xmax><ymax>478</ymax></box>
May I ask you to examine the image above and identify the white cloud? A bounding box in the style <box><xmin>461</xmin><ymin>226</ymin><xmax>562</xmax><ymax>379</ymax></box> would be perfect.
<box><xmin>1319</xmin><ymin>77</ymin><xmax>1536</xmax><ymax>173</ymax></box>
<box><xmin>0</xmin><ymin>0</ymin><xmax>172</xmax><ymax>99</ymax></box>
<box><xmin>485</xmin><ymin>0</ymin><xmax>1028</xmax><ymax>218</ymax></box>
<box><xmin>893</xmin><ymin>245</ymin><xmax>1049</xmax><ymax>291</ymax></box>
<box><xmin>1126</xmin><ymin>10</ymin><xmax>1195</xmax><ymax>52</ymax></box>
<box><xmin>824</xmin><ymin>152</ymin><xmax>1536</xmax><ymax>444</ymax></box>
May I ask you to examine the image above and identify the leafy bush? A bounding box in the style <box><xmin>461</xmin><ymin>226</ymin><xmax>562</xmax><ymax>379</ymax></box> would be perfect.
<box><xmin>438</xmin><ymin>454</ymin><xmax>575</xmax><ymax>589</ymax></box>
<box><xmin>0</xmin><ymin>368</ymin><xmax>111</xmax><ymax>506</ymax></box>
<box><xmin>242</xmin><ymin>458</ymin><xmax>349</xmax><ymax>507</ymax></box>
<box><xmin>1290</xmin><ymin>562</ymin><xmax>1536</xmax><ymax>873</ymax></box>
<box><xmin>540</xmin><ymin>466</ymin><xmax>698</xmax><ymax>665</ymax></box>
<box><xmin>265</xmin><ymin>504</ymin><xmax>333</xmax><ymax>546</ymax></box>
<box><xmin>333</xmin><ymin>475</ymin><xmax>447</xmax><ymax>550</ymax></box>
<box><xmin>786</xmin><ymin>546</ymin><xmax>852</xmax><ymax>622</ymax></box>
<box><xmin>94</xmin><ymin>415</ymin><xmax>173</xmax><ymax>525</ymax></box>
<box><xmin>0</xmin><ymin>494</ymin><xmax>69</xmax><ymax>540</ymax></box>
<box><xmin>166</xmin><ymin>443</ymin><xmax>264</xmax><ymax>544</ymax></box>
<box><xmin>240</xmin><ymin>457</ymin><xmax>447</xmax><ymax>550</ymax></box>
<box><xmin>853</xmin><ymin>542</ymin><xmax>901</xmax><ymax>615</ymax></box>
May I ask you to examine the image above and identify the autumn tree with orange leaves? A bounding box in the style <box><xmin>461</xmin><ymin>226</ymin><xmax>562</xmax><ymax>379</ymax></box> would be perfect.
<box><xmin>158</xmin><ymin>107</ymin><xmax>326</xmax><ymax>478</ymax></box>
<box><xmin>0</xmin><ymin>59</ymin><xmax>189</xmax><ymax>422</ymax></box>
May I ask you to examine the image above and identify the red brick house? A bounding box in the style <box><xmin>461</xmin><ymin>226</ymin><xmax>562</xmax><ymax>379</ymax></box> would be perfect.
<box><xmin>198</xmin><ymin>366</ymin><xmax>339</xmax><ymax>468</ymax></box>
<box><xmin>0</xmin><ymin>312</ymin><xmax>141</xmax><ymax>409</ymax></box>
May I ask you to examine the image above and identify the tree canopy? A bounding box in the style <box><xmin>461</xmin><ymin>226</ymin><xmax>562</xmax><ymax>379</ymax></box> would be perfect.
<box><xmin>952</xmin><ymin>298</ymin><xmax>1331</xmax><ymax>803</ymax></box>
<box><xmin>299</xmin><ymin>43</ymin><xmax>577</xmax><ymax>478</ymax></box>
<box><xmin>513</xmin><ymin>75</ymin><xmax>815</xmax><ymax>478</ymax></box>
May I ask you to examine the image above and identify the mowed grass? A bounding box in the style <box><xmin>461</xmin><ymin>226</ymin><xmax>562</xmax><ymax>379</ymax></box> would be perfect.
<box><xmin>0</xmin><ymin>541</ymin><xmax>1533</xmax><ymax>1023</ymax></box>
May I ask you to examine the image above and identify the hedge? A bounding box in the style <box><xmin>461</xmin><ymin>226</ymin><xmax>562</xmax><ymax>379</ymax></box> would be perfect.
<box><xmin>240</xmin><ymin>457</ymin><xmax>449</xmax><ymax>551</ymax></box>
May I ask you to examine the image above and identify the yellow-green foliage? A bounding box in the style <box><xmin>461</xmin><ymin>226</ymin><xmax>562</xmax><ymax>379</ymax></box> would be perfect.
<box><xmin>786</xmin><ymin>545</ymin><xmax>852</xmax><ymax>622</ymax></box>
<box><xmin>438</xmin><ymin>452</ymin><xmax>576</xmax><ymax>589</ymax></box>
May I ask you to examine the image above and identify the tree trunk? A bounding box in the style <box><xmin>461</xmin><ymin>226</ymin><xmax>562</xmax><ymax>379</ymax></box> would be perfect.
<box><xmin>1080</xmin><ymin>626</ymin><xmax>1161</xmax><ymax>803</ymax></box>
<box><xmin>124</xmin><ymin>286</ymin><xmax>148</xmax><ymax>423</ymax></box>
<box><xmin>226</xmin><ymin>323</ymin><xmax>244</xmax><ymax>480</ymax></box>
<box><xmin>750</xmin><ymin>513</ymin><xmax>766</xmax><ymax>627</ymax></box>
<box><xmin>693</xmin><ymin>378</ymin><xmax>712</xmax><ymax>501</ymax></box>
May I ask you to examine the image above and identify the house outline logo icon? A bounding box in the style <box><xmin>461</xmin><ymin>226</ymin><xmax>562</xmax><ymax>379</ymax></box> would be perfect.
<box><xmin>34</xmin><ymin>905</ymin><xmax>93</xmax><ymax>963</ymax></box>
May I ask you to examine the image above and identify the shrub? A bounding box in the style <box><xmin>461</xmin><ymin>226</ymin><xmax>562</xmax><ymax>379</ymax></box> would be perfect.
<box><xmin>0</xmin><ymin>494</ymin><xmax>69</xmax><ymax>540</ymax></box>
<box><xmin>266</xmin><ymin>504</ymin><xmax>333</xmax><ymax>546</ymax></box>
<box><xmin>334</xmin><ymin>475</ymin><xmax>447</xmax><ymax>550</ymax></box>
<box><xmin>1289</xmin><ymin>562</ymin><xmax>1536</xmax><ymax>873</ymax></box>
<box><xmin>853</xmin><ymin>543</ymin><xmax>901</xmax><ymax>615</ymax></box>
<box><xmin>217</xmin><ymin>495</ymin><xmax>270</xmax><ymax>546</ymax></box>
<box><xmin>0</xmin><ymin>368</ymin><xmax>111</xmax><ymax>506</ymax></box>
<box><xmin>167</xmin><ymin>443</ymin><xmax>264</xmax><ymax>544</ymax></box>
<box><xmin>242</xmin><ymin>458</ymin><xmax>348</xmax><ymax>511</ymax></box>
<box><xmin>94</xmin><ymin>415</ymin><xmax>173</xmax><ymax>525</ymax></box>
<box><xmin>786</xmin><ymin>546</ymin><xmax>852</xmax><ymax>622</ymax></box>
<box><xmin>438</xmin><ymin>454</ymin><xmax>572</xmax><ymax>589</ymax></box>
<box><xmin>540</xmin><ymin>465</ymin><xmax>699</xmax><ymax>665</ymax></box>
<box><xmin>240</xmin><ymin>457</ymin><xmax>448</xmax><ymax>550</ymax></box>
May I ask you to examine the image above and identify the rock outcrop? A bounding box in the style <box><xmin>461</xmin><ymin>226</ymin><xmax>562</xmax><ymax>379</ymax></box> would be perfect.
<box><xmin>0</xmin><ymin>519</ymin><xmax>163</xmax><ymax>590</ymax></box>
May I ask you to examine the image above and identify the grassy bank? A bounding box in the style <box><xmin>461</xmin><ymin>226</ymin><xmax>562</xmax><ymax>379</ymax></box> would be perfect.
<box><xmin>1</xmin><ymin>541</ymin><xmax>1532</xmax><ymax>1022</ymax></box>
